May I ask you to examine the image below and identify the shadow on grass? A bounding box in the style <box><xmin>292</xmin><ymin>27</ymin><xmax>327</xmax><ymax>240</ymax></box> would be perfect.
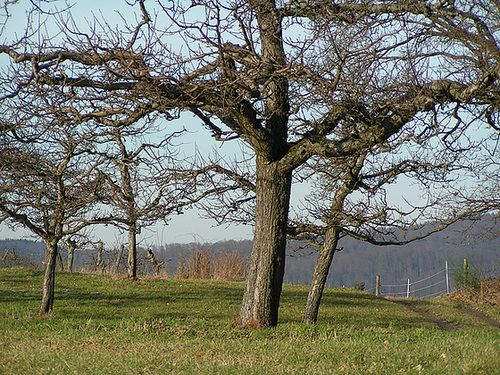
<box><xmin>1</xmin><ymin>268</ymin><xmax>448</xmax><ymax>330</ymax></box>
<box><xmin>280</xmin><ymin>286</ymin><xmax>443</xmax><ymax>329</ymax></box>
<box><xmin>1</xmin><ymin>268</ymin><xmax>245</xmax><ymax>323</ymax></box>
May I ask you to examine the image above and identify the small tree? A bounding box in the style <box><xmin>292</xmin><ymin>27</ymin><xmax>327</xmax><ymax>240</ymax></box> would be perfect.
<box><xmin>0</xmin><ymin>97</ymin><xmax>105</xmax><ymax>315</ymax></box>
<box><xmin>64</xmin><ymin>238</ymin><xmax>78</xmax><ymax>273</ymax></box>
<box><xmin>289</xmin><ymin>130</ymin><xmax>487</xmax><ymax>324</ymax></box>
<box><xmin>147</xmin><ymin>248</ymin><xmax>164</xmax><ymax>276</ymax></box>
<box><xmin>93</xmin><ymin>120</ymin><xmax>192</xmax><ymax>280</ymax></box>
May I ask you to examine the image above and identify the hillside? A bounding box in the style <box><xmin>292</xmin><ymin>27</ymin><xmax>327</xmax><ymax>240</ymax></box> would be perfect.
<box><xmin>285</xmin><ymin>217</ymin><xmax>500</xmax><ymax>294</ymax></box>
<box><xmin>1</xmin><ymin>217</ymin><xmax>499</xmax><ymax>293</ymax></box>
<box><xmin>1</xmin><ymin>268</ymin><xmax>499</xmax><ymax>374</ymax></box>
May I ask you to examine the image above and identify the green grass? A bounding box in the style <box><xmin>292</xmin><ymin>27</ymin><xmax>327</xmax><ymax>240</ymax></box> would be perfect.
<box><xmin>1</xmin><ymin>268</ymin><xmax>499</xmax><ymax>374</ymax></box>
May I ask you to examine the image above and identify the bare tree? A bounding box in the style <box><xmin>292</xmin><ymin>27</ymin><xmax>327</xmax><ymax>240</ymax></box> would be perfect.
<box><xmin>112</xmin><ymin>244</ymin><xmax>125</xmax><ymax>275</ymax></box>
<box><xmin>0</xmin><ymin>96</ymin><xmax>105</xmax><ymax>316</ymax></box>
<box><xmin>95</xmin><ymin>241</ymin><xmax>106</xmax><ymax>274</ymax></box>
<box><xmin>92</xmin><ymin>121</ymin><xmax>192</xmax><ymax>280</ymax></box>
<box><xmin>2</xmin><ymin>0</ymin><xmax>500</xmax><ymax>327</ymax></box>
<box><xmin>146</xmin><ymin>248</ymin><xmax>164</xmax><ymax>276</ymax></box>
<box><xmin>64</xmin><ymin>238</ymin><xmax>77</xmax><ymax>273</ymax></box>
<box><xmin>289</xmin><ymin>128</ymin><xmax>488</xmax><ymax>324</ymax></box>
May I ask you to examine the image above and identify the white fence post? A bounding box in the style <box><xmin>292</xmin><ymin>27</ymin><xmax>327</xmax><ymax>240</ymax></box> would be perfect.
<box><xmin>445</xmin><ymin>261</ymin><xmax>449</xmax><ymax>294</ymax></box>
<box><xmin>375</xmin><ymin>265</ymin><xmax>450</xmax><ymax>299</ymax></box>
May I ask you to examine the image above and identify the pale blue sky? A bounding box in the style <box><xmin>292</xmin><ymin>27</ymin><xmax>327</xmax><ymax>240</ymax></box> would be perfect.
<box><xmin>0</xmin><ymin>1</ymin><xmax>257</xmax><ymax>244</ymax></box>
<box><xmin>0</xmin><ymin>1</ymin><xmax>496</xmax><ymax>246</ymax></box>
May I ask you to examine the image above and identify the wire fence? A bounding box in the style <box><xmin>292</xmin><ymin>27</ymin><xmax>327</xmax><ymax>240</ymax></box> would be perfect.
<box><xmin>366</xmin><ymin>261</ymin><xmax>454</xmax><ymax>299</ymax></box>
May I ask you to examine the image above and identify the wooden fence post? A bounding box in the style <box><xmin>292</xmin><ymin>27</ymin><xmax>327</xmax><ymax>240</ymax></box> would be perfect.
<box><xmin>375</xmin><ymin>275</ymin><xmax>380</xmax><ymax>296</ymax></box>
<box><xmin>463</xmin><ymin>258</ymin><xmax>469</xmax><ymax>286</ymax></box>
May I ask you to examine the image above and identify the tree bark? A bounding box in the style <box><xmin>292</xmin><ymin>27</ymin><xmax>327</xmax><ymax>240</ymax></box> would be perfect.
<box><xmin>238</xmin><ymin>158</ymin><xmax>292</xmax><ymax>328</ymax></box>
<box><xmin>39</xmin><ymin>239</ymin><xmax>58</xmax><ymax>316</ymax></box>
<box><xmin>303</xmin><ymin>227</ymin><xmax>340</xmax><ymax>325</ymax></box>
<box><xmin>66</xmin><ymin>240</ymin><xmax>75</xmax><ymax>272</ymax></box>
<box><xmin>127</xmin><ymin>224</ymin><xmax>137</xmax><ymax>280</ymax></box>
<box><xmin>96</xmin><ymin>241</ymin><xmax>105</xmax><ymax>274</ymax></box>
<box><xmin>113</xmin><ymin>244</ymin><xmax>125</xmax><ymax>274</ymax></box>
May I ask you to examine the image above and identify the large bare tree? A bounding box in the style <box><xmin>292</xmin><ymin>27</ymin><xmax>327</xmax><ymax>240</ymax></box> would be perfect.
<box><xmin>2</xmin><ymin>0</ymin><xmax>500</xmax><ymax>327</ymax></box>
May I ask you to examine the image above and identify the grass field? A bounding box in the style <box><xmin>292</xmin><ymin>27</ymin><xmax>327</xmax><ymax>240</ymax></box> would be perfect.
<box><xmin>1</xmin><ymin>268</ymin><xmax>499</xmax><ymax>374</ymax></box>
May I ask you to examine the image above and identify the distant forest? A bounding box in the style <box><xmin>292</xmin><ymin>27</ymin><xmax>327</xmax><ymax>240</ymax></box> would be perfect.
<box><xmin>1</xmin><ymin>216</ymin><xmax>499</xmax><ymax>295</ymax></box>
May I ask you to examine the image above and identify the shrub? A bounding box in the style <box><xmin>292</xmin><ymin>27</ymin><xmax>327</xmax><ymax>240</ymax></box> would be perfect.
<box><xmin>175</xmin><ymin>247</ymin><xmax>247</xmax><ymax>280</ymax></box>
<box><xmin>449</xmin><ymin>259</ymin><xmax>500</xmax><ymax>305</ymax></box>
<box><xmin>353</xmin><ymin>282</ymin><xmax>365</xmax><ymax>291</ymax></box>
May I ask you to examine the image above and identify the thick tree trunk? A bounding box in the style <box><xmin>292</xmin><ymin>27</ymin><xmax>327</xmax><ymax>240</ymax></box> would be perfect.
<box><xmin>238</xmin><ymin>159</ymin><xmax>292</xmax><ymax>328</ymax></box>
<box><xmin>127</xmin><ymin>224</ymin><xmax>137</xmax><ymax>280</ymax></box>
<box><xmin>39</xmin><ymin>239</ymin><xmax>58</xmax><ymax>316</ymax></box>
<box><xmin>303</xmin><ymin>228</ymin><xmax>340</xmax><ymax>325</ymax></box>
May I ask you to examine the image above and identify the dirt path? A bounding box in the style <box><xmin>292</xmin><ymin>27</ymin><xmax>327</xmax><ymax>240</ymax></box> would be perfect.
<box><xmin>392</xmin><ymin>299</ymin><xmax>500</xmax><ymax>331</ymax></box>
<box><xmin>459</xmin><ymin>307</ymin><xmax>500</xmax><ymax>329</ymax></box>
<box><xmin>393</xmin><ymin>301</ymin><xmax>460</xmax><ymax>331</ymax></box>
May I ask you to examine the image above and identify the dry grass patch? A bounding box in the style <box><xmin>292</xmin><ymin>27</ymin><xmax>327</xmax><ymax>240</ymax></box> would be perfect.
<box><xmin>176</xmin><ymin>248</ymin><xmax>247</xmax><ymax>280</ymax></box>
<box><xmin>447</xmin><ymin>276</ymin><xmax>500</xmax><ymax>306</ymax></box>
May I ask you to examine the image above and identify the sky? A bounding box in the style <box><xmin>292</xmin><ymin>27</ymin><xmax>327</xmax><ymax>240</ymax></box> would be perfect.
<box><xmin>0</xmin><ymin>1</ymin><xmax>497</xmax><ymax>246</ymax></box>
<box><xmin>0</xmin><ymin>0</ymin><xmax>257</xmax><ymax>244</ymax></box>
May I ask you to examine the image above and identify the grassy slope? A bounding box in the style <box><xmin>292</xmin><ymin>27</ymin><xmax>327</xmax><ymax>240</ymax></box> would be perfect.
<box><xmin>0</xmin><ymin>268</ymin><xmax>499</xmax><ymax>374</ymax></box>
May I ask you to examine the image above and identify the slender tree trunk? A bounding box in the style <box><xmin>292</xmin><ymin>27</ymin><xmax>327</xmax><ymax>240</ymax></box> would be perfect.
<box><xmin>147</xmin><ymin>248</ymin><xmax>163</xmax><ymax>276</ymax></box>
<box><xmin>127</xmin><ymin>223</ymin><xmax>137</xmax><ymax>280</ymax></box>
<box><xmin>238</xmin><ymin>159</ymin><xmax>292</xmax><ymax>328</ymax></box>
<box><xmin>39</xmin><ymin>239</ymin><xmax>58</xmax><ymax>316</ymax></box>
<box><xmin>113</xmin><ymin>244</ymin><xmax>124</xmax><ymax>275</ymax></box>
<box><xmin>57</xmin><ymin>251</ymin><xmax>64</xmax><ymax>271</ymax></box>
<box><xmin>303</xmin><ymin>154</ymin><xmax>365</xmax><ymax>324</ymax></box>
<box><xmin>303</xmin><ymin>228</ymin><xmax>340</xmax><ymax>324</ymax></box>
<box><xmin>96</xmin><ymin>241</ymin><xmax>105</xmax><ymax>274</ymax></box>
<box><xmin>66</xmin><ymin>241</ymin><xmax>75</xmax><ymax>272</ymax></box>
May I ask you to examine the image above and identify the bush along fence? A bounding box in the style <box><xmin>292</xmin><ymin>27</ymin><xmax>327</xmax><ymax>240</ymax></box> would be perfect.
<box><xmin>371</xmin><ymin>260</ymin><xmax>472</xmax><ymax>299</ymax></box>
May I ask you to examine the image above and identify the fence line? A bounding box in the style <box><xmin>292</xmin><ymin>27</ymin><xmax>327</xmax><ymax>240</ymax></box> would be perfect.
<box><xmin>371</xmin><ymin>261</ymin><xmax>459</xmax><ymax>299</ymax></box>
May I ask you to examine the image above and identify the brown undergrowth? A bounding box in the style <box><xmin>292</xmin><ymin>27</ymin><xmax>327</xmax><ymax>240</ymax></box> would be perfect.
<box><xmin>446</xmin><ymin>276</ymin><xmax>500</xmax><ymax>306</ymax></box>
<box><xmin>176</xmin><ymin>247</ymin><xmax>247</xmax><ymax>281</ymax></box>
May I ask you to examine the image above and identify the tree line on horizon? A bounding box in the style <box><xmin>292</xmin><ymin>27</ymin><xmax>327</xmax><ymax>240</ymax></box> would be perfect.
<box><xmin>2</xmin><ymin>214</ymin><xmax>499</xmax><ymax>294</ymax></box>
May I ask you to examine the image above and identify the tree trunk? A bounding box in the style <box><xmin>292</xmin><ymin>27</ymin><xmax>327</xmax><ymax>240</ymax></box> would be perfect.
<box><xmin>147</xmin><ymin>248</ymin><xmax>163</xmax><ymax>276</ymax></box>
<box><xmin>96</xmin><ymin>241</ymin><xmax>105</xmax><ymax>274</ymax></box>
<box><xmin>57</xmin><ymin>251</ymin><xmax>64</xmax><ymax>271</ymax></box>
<box><xmin>113</xmin><ymin>244</ymin><xmax>124</xmax><ymax>274</ymax></box>
<box><xmin>127</xmin><ymin>224</ymin><xmax>137</xmax><ymax>280</ymax></box>
<box><xmin>39</xmin><ymin>239</ymin><xmax>58</xmax><ymax>316</ymax></box>
<box><xmin>66</xmin><ymin>241</ymin><xmax>75</xmax><ymax>272</ymax></box>
<box><xmin>303</xmin><ymin>228</ymin><xmax>340</xmax><ymax>325</ymax></box>
<box><xmin>238</xmin><ymin>159</ymin><xmax>292</xmax><ymax>328</ymax></box>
